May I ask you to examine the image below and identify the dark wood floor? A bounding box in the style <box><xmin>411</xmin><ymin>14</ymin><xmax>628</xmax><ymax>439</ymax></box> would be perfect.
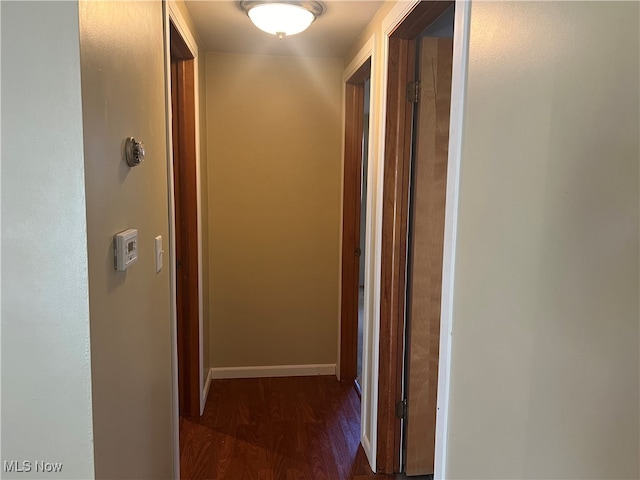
<box><xmin>179</xmin><ymin>375</ymin><xmax>399</xmax><ymax>480</ymax></box>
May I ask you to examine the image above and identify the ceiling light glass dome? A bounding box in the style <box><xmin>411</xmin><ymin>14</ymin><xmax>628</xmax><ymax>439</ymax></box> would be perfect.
<box><xmin>240</xmin><ymin>1</ymin><xmax>324</xmax><ymax>39</ymax></box>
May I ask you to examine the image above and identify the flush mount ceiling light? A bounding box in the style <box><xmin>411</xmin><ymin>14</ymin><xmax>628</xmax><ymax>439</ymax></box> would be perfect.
<box><xmin>239</xmin><ymin>1</ymin><xmax>324</xmax><ymax>39</ymax></box>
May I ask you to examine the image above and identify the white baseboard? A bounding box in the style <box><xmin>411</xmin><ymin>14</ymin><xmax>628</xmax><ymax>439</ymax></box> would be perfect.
<box><xmin>210</xmin><ymin>364</ymin><xmax>336</xmax><ymax>379</ymax></box>
<box><xmin>200</xmin><ymin>366</ymin><xmax>213</xmax><ymax>415</ymax></box>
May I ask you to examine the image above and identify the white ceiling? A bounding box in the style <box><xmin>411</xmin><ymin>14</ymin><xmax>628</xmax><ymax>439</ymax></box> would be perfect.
<box><xmin>184</xmin><ymin>0</ymin><xmax>385</xmax><ymax>58</ymax></box>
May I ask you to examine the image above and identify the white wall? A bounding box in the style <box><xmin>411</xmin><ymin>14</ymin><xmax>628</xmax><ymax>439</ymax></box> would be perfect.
<box><xmin>1</xmin><ymin>2</ymin><xmax>95</xmax><ymax>478</ymax></box>
<box><xmin>446</xmin><ymin>2</ymin><xmax>639</xmax><ymax>478</ymax></box>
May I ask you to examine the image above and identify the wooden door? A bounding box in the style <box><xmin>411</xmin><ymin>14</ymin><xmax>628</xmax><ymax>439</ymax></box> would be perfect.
<box><xmin>404</xmin><ymin>36</ymin><xmax>453</xmax><ymax>476</ymax></box>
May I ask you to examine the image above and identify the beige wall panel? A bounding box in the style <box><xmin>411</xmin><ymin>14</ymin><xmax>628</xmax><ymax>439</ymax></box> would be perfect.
<box><xmin>206</xmin><ymin>52</ymin><xmax>343</xmax><ymax>368</ymax></box>
<box><xmin>447</xmin><ymin>2</ymin><xmax>639</xmax><ymax>478</ymax></box>
<box><xmin>79</xmin><ymin>1</ymin><xmax>174</xmax><ymax>477</ymax></box>
<box><xmin>343</xmin><ymin>0</ymin><xmax>395</xmax><ymax>70</ymax></box>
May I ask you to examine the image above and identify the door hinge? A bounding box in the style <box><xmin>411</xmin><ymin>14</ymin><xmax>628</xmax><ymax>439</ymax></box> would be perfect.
<box><xmin>406</xmin><ymin>81</ymin><xmax>420</xmax><ymax>103</ymax></box>
<box><xmin>395</xmin><ymin>399</ymin><xmax>407</xmax><ymax>419</ymax></box>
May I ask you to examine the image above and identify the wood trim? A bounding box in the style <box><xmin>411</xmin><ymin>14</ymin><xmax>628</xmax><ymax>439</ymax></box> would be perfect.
<box><xmin>170</xmin><ymin>21</ymin><xmax>192</xmax><ymax>60</ymax></box>
<box><xmin>340</xmin><ymin>81</ymin><xmax>365</xmax><ymax>384</ymax></box>
<box><xmin>392</xmin><ymin>1</ymin><xmax>453</xmax><ymax>39</ymax></box>
<box><xmin>349</xmin><ymin>61</ymin><xmax>372</xmax><ymax>85</ymax></box>
<box><xmin>375</xmin><ymin>1</ymin><xmax>454</xmax><ymax>473</ymax></box>
<box><xmin>340</xmin><ymin>59</ymin><xmax>372</xmax><ymax>384</ymax></box>
<box><xmin>171</xmin><ymin>22</ymin><xmax>200</xmax><ymax>418</ymax></box>
<box><xmin>376</xmin><ymin>36</ymin><xmax>416</xmax><ymax>474</ymax></box>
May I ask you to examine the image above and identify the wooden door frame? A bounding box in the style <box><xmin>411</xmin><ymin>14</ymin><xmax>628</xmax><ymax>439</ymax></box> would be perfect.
<box><xmin>164</xmin><ymin>3</ymin><xmax>209</xmax><ymax>475</ymax></box>
<box><xmin>375</xmin><ymin>1</ymin><xmax>454</xmax><ymax>474</ymax></box>
<box><xmin>340</xmin><ymin>60</ymin><xmax>371</xmax><ymax>386</ymax></box>
<box><xmin>170</xmin><ymin>19</ymin><xmax>200</xmax><ymax>419</ymax></box>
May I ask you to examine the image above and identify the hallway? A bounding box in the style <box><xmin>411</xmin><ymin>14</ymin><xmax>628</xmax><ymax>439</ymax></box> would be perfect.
<box><xmin>179</xmin><ymin>376</ymin><xmax>394</xmax><ymax>480</ymax></box>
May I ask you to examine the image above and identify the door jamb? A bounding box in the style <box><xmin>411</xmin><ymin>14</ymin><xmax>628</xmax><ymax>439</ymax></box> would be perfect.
<box><xmin>339</xmin><ymin>33</ymin><xmax>380</xmax><ymax>469</ymax></box>
<box><xmin>340</xmin><ymin>60</ymin><xmax>370</xmax><ymax>386</ymax></box>
<box><xmin>163</xmin><ymin>1</ymin><xmax>206</xmax><ymax>477</ymax></box>
<box><xmin>170</xmin><ymin>26</ymin><xmax>199</xmax><ymax>419</ymax></box>
<box><xmin>432</xmin><ymin>4</ymin><xmax>471</xmax><ymax>478</ymax></box>
<box><xmin>167</xmin><ymin>2</ymin><xmax>208</xmax><ymax>417</ymax></box>
<box><xmin>375</xmin><ymin>0</ymin><xmax>463</xmax><ymax>475</ymax></box>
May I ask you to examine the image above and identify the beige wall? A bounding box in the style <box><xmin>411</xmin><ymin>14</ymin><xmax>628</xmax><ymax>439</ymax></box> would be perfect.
<box><xmin>206</xmin><ymin>52</ymin><xmax>343</xmax><ymax>368</ymax></box>
<box><xmin>343</xmin><ymin>0</ymin><xmax>394</xmax><ymax>70</ymax></box>
<box><xmin>79</xmin><ymin>1</ymin><xmax>174</xmax><ymax>478</ymax></box>
<box><xmin>447</xmin><ymin>2</ymin><xmax>639</xmax><ymax>478</ymax></box>
<box><xmin>1</xmin><ymin>2</ymin><xmax>95</xmax><ymax>477</ymax></box>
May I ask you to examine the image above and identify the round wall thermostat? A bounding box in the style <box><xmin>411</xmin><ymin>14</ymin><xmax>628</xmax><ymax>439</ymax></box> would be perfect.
<box><xmin>125</xmin><ymin>137</ymin><xmax>145</xmax><ymax>167</ymax></box>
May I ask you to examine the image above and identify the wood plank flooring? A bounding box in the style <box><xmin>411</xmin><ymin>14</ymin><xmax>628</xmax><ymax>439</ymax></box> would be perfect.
<box><xmin>179</xmin><ymin>376</ymin><xmax>398</xmax><ymax>480</ymax></box>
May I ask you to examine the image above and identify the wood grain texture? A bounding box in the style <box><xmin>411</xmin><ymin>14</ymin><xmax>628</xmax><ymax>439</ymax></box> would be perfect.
<box><xmin>180</xmin><ymin>376</ymin><xmax>398</xmax><ymax>480</ymax></box>
<box><xmin>171</xmin><ymin>21</ymin><xmax>200</xmax><ymax>418</ymax></box>
<box><xmin>341</xmin><ymin>80</ymin><xmax>365</xmax><ymax>384</ymax></box>
<box><xmin>392</xmin><ymin>1</ymin><xmax>454</xmax><ymax>40</ymax></box>
<box><xmin>377</xmin><ymin>35</ymin><xmax>415</xmax><ymax>474</ymax></box>
<box><xmin>377</xmin><ymin>3</ymin><xmax>452</xmax><ymax>472</ymax></box>
<box><xmin>341</xmin><ymin>59</ymin><xmax>371</xmax><ymax>385</ymax></box>
<box><xmin>404</xmin><ymin>37</ymin><xmax>453</xmax><ymax>476</ymax></box>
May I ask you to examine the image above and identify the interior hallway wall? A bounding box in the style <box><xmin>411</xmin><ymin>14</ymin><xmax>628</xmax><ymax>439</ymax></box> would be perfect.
<box><xmin>79</xmin><ymin>1</ymin><xmax>174</xmax><ymax>477</ymax></box>
<box><xmin>1</xmin><ymin>2</ymin><xmax>95</xmax><ymax>477</ymax></box>
<box><xmin>446</xmin><ymin>2</ymin><xmax>640</xmax><ymax>478</ymax></box>
<box><xmin>206</xmin><ymin>52</ymin><xmax>343</xmax><ymax>369</ymax></box>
